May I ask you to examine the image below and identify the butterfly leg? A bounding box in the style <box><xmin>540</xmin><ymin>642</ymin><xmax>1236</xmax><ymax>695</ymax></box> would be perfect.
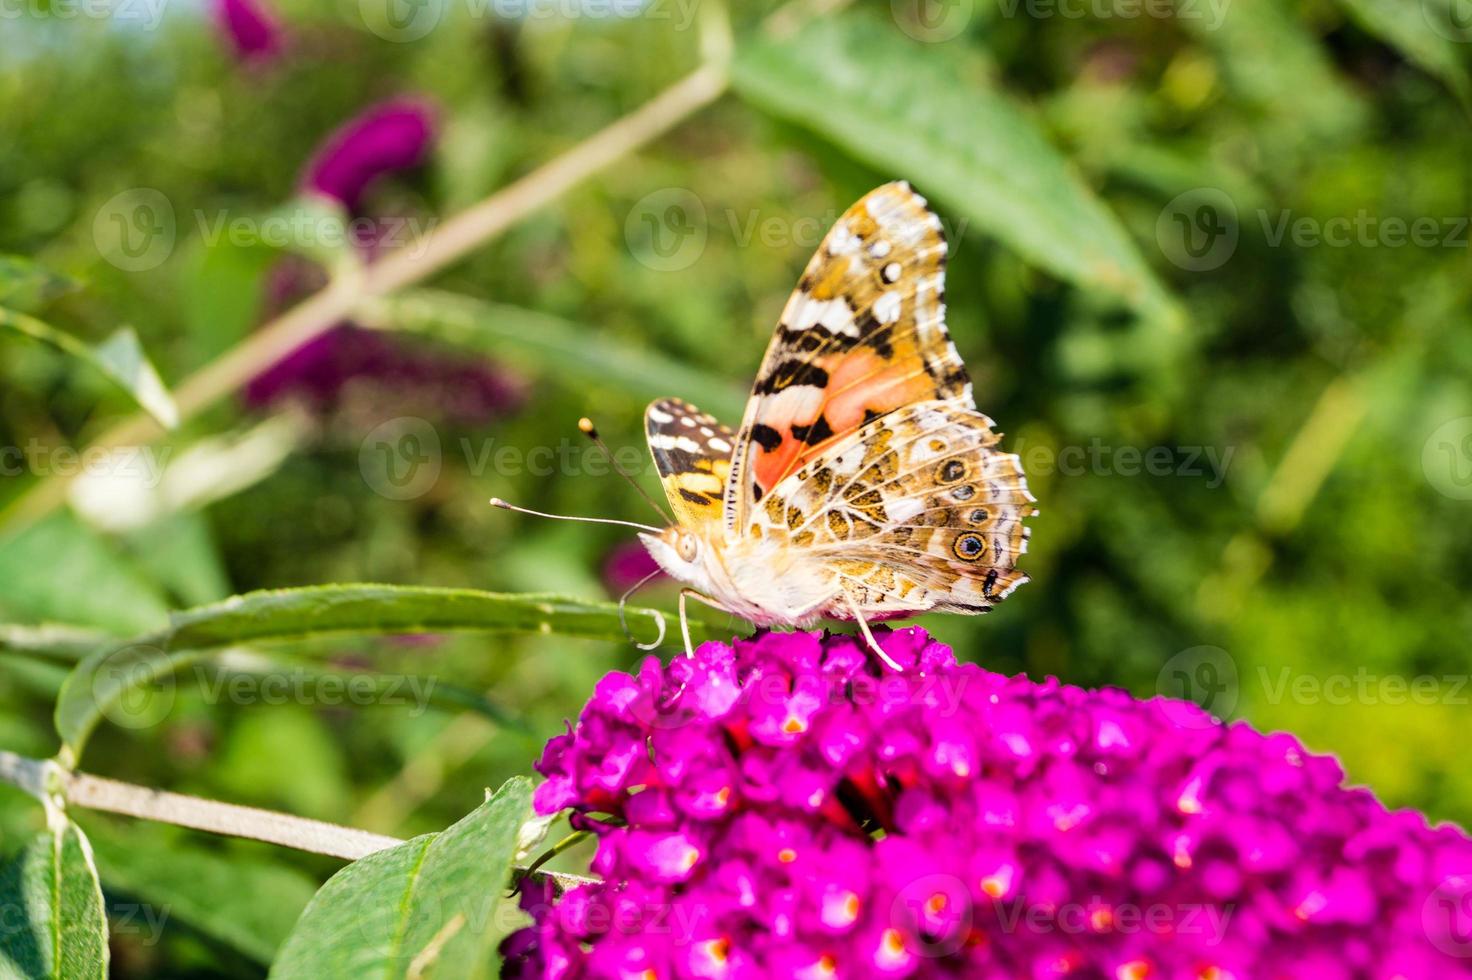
<box><xmin>847</xmin><ymin>598</ymin><xmax>904</xmax><ymax>672</ymax></box>
<box><xmin>678</xmin><ymin>589</ymin><xmax>725</xmax><ymax>659</ymax></box>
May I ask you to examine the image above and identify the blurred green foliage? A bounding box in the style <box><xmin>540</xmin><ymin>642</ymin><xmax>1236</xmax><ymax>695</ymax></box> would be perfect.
<box><xmin>1</xmin><ymin>0</ymin><xmax>1471</xmax><ymax>973</ymax></box>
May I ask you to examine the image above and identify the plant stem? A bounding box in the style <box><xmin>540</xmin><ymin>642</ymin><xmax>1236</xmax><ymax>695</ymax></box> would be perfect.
<box><xmin>0</xmin><ymin>61</ymin><xmax>729</xmax><ymax>535</ymax></box>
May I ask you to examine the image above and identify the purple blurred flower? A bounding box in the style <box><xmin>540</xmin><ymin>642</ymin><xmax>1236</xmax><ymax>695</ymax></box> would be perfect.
<box><xmin>242</xmin><ymin>324</ymin><xmax>524</xmax><ymax>427</ymax></box>
<box><xmin>211</xmin><ymin>0</ymin><xmax>284</xmax><ymax>64</ymax></box>
<box><xmin>244</xmin><ymin>98</ymin><xmax>527</xmax><ymax>426</ymax></box>
<box><xmin>302</xmin><ymin>99</ymin><xmax>437</xmax><ymax>210</ymax></box>
<box><xmin>506</xmin><ymin>629</ymin><xmax>1472</xmax><ymax>977</ymax></box>
<box><xmin>603</xmin><ymin>540</ymin><xmax>666</xmax><ymax>594</ymax></box>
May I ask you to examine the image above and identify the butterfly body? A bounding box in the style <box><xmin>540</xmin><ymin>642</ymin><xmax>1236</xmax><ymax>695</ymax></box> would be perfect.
<box><xmin>638</xmin><ymin>182</ymin><xmax>1036</xmax><ymax>658</ymax></box>
<box><xmin>640</xmin><ymin>526</ymin><xmax>840</xmax><ymax>628</ymax></box>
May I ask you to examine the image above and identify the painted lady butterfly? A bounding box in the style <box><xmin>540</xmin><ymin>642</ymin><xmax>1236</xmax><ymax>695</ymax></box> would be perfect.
<box><xmin>637</xmin><ymin>182</ymin><xmax>1037</xmax><ymax>668</ymax></box>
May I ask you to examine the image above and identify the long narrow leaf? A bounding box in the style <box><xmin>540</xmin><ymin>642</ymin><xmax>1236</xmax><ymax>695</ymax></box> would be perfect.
<box><xmin>732</xmin><ymin>13</ymin><xmax>1183</xmax><ymax>328</ymax></box>
<box><xmin>0</xmin><ymin>820</ymin><xmax>109</xmax><ymax>980</ymax></box>
<box><xmin>55</xmin><ymin>583</ymin><xmax>721</xmax><ymax>760</ymax></box>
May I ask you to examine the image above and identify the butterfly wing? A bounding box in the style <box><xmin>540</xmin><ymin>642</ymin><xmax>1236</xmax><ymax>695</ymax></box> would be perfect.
<box><xmin>645</xmin><ymin>397</ymin><xmax>737</xmax><ymax>532</ymax></box>
<box><xmin>757</xmin><ymin>400</ymin><xmax>1036</xmax><ymax>616</ymax></box>
<box><xmin>723</xmin><ymin>181</ymin><xmax>970</xmax><ymax>534</ymax></box>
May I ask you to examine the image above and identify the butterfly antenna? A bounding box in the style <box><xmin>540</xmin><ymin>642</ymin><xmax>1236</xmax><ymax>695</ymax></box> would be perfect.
<box><xmin>618</xmin><ymin>569</ymin><xmax>668</xmax><ymax>650</ymax></box>
<box><xmin>488</xmin><ymin>498</ymin><xmax>663</xmax><ymax>534</ymax></box>
<box><xmin>578</xmin><ymin>417</ymin><xmax>674</xmax><ymax>524</ymax></box>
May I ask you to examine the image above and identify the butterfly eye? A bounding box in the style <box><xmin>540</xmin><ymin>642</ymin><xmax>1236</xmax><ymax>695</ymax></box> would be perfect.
<box><xmin>676</xmin><ymin>531</ymin><xmax>699</xmax><ymax>562</ymax></box>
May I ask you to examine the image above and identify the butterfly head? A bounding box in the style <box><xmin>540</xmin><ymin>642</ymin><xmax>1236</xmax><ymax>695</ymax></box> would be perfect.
<box><xmin>639</xmin><ymin>525</ymin><xmax>718</xmax><ymax>593</ymax></box>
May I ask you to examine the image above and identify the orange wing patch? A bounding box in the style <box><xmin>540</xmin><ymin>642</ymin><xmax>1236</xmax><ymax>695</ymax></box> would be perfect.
<box><xmin>725</xmin><ymin>181</ymin><xmax>971</xmax><ymax>532</ymax></box>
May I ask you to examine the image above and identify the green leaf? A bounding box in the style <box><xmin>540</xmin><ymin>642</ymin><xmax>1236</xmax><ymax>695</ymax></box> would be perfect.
<box><xmin>1182</xmin><ymin>0</ymin><xmax>1367</xmax><ymax>139</ymax></box>
<box><xmin>361</xmin><ymin>290</ymin><xmax>748</xmax><ymax>422</ymax></box>
<box><xmin>1334</xmin><ymin>0</ymin><xmax>1471</xmax><ymax>106</ymax></box>
<box><xmin>731</xmin><ymin>13</ymin><xmax>1182</xmax><ymax>328</ymax></box>
<box><xmin>0</xmin><ymin>310</ymin><xmax>178</xmax><ymax>428</ymax></box>
<box><xmin>0</xmin><ymin>820</ymin><xmax>109</xmax><ymax>980</ymax></box>
<box><xmin>122</xmin><ymin>512</ymin><xmax>232</xmax><ymax>607</ymax></box>
<box><xmin>54</xmin><ymin>584</ymin><xmax>715</xmax><ymax>761</ymax></box>
<box><xmin>163</xmin><ymin>584</ymin><xmax>689</xmax><ymax>649</ymax></box>
<box><xmin>82</xmin><ymin>820</ymin><xmax>318</xmax><ymax>965</ymax></box>
<box><xmin>0</xmin><ymin>513</ymin><xmax>171</xmax><ymax>636</ymax></box>
<box><xmin>270</xmin><ymin>778</ymin><xmax>533</xmax><ymax>980</ymax></box>
<box><xmin>178</xmin><ymin>236</ymin><xmax>274</xmax><ymax>362</ymax></box>
<box><xmin>0</xmin><ymin>256</ymin><xmax>76</xmax><ymax>313</ymax></box>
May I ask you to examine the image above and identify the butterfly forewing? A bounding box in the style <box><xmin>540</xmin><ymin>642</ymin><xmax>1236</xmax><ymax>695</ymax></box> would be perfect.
<box><xmin>645</xmin><ymin>397</ymin><xmax>737</xmax><ymax>532</ymax></box>
<box><xmin>723</xmin><ymin>181</ymin><xmax>971</xmax><ymax>534</ymax></box>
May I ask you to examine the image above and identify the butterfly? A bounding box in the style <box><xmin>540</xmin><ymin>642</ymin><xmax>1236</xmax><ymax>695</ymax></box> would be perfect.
<box><xmin>634</xmin><ymin>182</ymin><xmax>1037</xmax><ymax>669</ymax></box>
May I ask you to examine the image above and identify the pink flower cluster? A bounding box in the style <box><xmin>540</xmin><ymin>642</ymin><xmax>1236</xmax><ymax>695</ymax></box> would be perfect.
<box><xmin>505</xmin><ymin>629</ymin><xmax>1472</xmax><ymax>978</ymax></box>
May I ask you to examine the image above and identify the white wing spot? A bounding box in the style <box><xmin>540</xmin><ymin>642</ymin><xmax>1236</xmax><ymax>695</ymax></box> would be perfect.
<box><xmin>651</xmin><ymin>434</ymin><xmax>704</xmax><ymax>453</ymax></box>
<box><xmin>827</xmin><ymin>221</ymin><xmax>862</xmax><ymax>256</ymax></box>
<box><xmin>888</xmin><ymin>497</ymin><xmax>923</xmax><ymax>522</ymax></box>
<box><xmin>709</xmin><ymin>437</ymin><xmax>732</xmax><ymax>453</ymax></box>
<box><xmin>648</xmin><ymin>406</ymin><xmax>674</xmax><ymax>424</ymax></box>
<box><xmin>882</xmin><ymin>262</ymin><xmax>901</xmax><ymax>283</ymax></box>
<box><xmin>874</xmin><ymin>292</ymin><xmax>902</xmax><ymax>324</ymax></box>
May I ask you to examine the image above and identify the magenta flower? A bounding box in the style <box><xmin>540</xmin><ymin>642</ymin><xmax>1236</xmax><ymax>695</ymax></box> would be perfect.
<box><xmin>241</xmin><ymin>324</ymin><xmax>524</xmax><ymax>426</ymax></box>
<box><xmin>244</xmin><ymin>98</ymin><xmax>526</xmax><ymax>425</ymax></box>
<box><xmin>211</xmin><ymin>0</ymin><xmax>284</xmax><ymax>64</ymax></box>
<box><xmin>506</xmin><ymin>629</ymin><xmax>1472</xmax><ymax>977</ymax></box>
<box><xmin>301</xmin><ymin>99</ymin><xmax>437</xmax><ymax>210</ymax></box>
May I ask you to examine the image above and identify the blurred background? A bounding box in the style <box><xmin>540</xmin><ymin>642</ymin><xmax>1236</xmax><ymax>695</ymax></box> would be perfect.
<box><xmin>2</xmin><ymin>0</ymin><xmax>1471</xmax><ymax>972</ymax></box>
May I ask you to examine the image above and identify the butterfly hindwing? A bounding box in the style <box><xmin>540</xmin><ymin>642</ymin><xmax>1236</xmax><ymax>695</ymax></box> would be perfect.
<box><xmin>753</xmin><ymin>399</ymin><xmax>1035</xmax><ymax>616</ymax></box>
<box><xmin>724</xmin><ymin>181</ymin><xmax>971</xmax><ymax>533</ymax></box>
<box><xmin>645</xmin><ymin>398</ymin><xmax>736</xmax><ymax>532</ymax></box>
